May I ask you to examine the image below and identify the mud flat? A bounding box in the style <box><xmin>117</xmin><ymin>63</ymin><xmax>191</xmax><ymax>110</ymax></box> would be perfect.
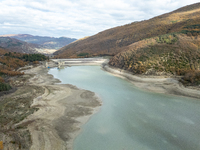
<box><xmin>102</xmin><ymin>64</ymin><xmax>200</xmax><ymax>99</ymax></box>
<box><xmin>0</xmin><ymin>63</ymin><xmax>101</xmax><ymax>150</ymax></box>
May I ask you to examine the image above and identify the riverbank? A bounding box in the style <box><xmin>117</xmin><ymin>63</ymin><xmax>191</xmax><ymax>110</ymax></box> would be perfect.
<box><xmin>102</xmin><ymin>64</ymin><xmax>200</xmax><ymax>99</ymax></box>
<box><xmin>26</xmin><ymin>65</ymin><xmax>101</xmax><ymax>150</ymax></box>
<box><xmin>0</xmin><ymin>63</ymin><xmax>101</xmax><ymax>150</ymax></box>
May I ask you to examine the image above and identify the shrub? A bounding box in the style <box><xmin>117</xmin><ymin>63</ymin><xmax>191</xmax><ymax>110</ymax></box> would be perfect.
<box><xmin>0</xmin><ymin>77</ymin><xmax>4</xmax><ymax>82</ymax></box>
<box><xmin>156</xmin><ymin>34</ymin><xmax>178</xmax><ymax>44</ymax></box>
<box><xmin>182</xmin><ymin>70</ymin><xmax>200</xmax><ymax>85</ymax></box>
<box><xmin>77</xmin><ymin>53</ymin><xmax>89</xmax><ymax>57</ymax></box>
<box><xmin>0</xmin><ymin>82</ymin><xmax>12</xmax><ymax>91</ymax></box>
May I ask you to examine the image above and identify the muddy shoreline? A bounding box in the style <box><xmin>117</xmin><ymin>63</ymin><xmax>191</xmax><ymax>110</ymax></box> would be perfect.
<box><xmin>102</xmin><ymin>64</ymin><xmax>200</xmax><ymax>99</ymax></box>
<box><xmin>0</xmin><ymin>63</ymin><xmax>101</xmax><ymax>150</ymax></box>
<box><xmin>26</xmin><ymin>65</ymin><xmax>101</xmax><ymax>150</ymax></box>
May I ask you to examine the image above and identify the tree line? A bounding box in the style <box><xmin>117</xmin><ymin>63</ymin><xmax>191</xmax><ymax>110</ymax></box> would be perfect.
<box><xmin>0</xmin><ymin>52</ymin><xmax>48</xmax><ymax>92</ymax></box>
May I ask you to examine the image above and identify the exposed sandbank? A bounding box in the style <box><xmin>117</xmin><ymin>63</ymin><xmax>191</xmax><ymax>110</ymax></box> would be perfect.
<box><xmin>18</xmin><ymin>64</ymin><xmax>101</xmax><ymax>150</ymax></box>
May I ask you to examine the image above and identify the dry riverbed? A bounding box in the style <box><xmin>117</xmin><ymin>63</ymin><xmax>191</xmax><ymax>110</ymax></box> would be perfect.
<box><xmin>0</xmin><ymin>64</ymin><xmax>101</xmax><ymax>150</ymax></box>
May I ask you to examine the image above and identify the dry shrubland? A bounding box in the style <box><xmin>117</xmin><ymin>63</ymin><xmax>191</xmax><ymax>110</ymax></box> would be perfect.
<box><xmin>54</xmin><ymin>3</ymin><xmax>200</xmax><ymax>58</ymax></box>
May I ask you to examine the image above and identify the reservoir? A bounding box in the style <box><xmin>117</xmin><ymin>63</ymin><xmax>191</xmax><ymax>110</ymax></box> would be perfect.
<box><xmin>49</xmin><ymin>65</ymin><xmax>200</xmax><ymax>150</ymax></box>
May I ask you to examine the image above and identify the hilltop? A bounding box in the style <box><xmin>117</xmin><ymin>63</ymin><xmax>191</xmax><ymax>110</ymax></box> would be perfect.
<box><xmin>0</xmin><ymin>34</ymin><xmax>77</xmax><ymax>54</ymax></box>
<box><xmin>54</xmin><ymin>2</ymin><xmax>200</xmax><ymax>58</ymax></box>
<box><xmin>0</xmin><ymin>37</ymin><xmax>39</xmax><ymax>54</ymax></box>
<box><xmin>1</xmin><ymin>34</ymin><xmax>77</xmax><ymax>50</ymax></box>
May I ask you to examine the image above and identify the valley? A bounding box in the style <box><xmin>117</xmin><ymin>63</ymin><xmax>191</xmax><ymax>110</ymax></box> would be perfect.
<box><xmin>1</xmin><ymin>2</ymin><xmax>200</xmax><ymax>150</ymax></box>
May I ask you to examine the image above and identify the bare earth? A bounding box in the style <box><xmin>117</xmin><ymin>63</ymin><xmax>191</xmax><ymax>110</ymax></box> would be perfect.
<box><xmin>102</xmin><ymin>64</ymin><xmax>200</xmax><ymax>99</ymax></box>
<box><xmin>4</xmin><ymin>64</ymin><xmax>101</xmax><ymax>150</ymax></box>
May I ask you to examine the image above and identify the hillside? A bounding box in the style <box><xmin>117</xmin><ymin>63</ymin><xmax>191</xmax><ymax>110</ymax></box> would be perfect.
<box><xmin>0</xmin><ymin>37</ymin><xmax>39</xmax><ymax>54</ymax></box>
<box><xmin>109</xmin><ymin>33</ymin><xmax>200</xmax><ymax>85</ymax></box>
<box><xmin>0</xmin><ymin>34</ymin><xmax>77</xmax><ymax>50</ymax></box>
<box><xmin>109</xmin><ymin>34</ymin><xmax>199</xmax><ymax>73</ymax></box>
<box><xmin>54</xmin><ymin>2</ymin><xmax>200</xmax><ymax>58</ymax></box>
<box><xmin>0</xmin><ymin>47</ymin><xmax>7</xmax><ymax>55</ymax></box>
<box><xmin>0</xmin><ymin>51</ymin><xmax>48</xmax><ymax>91</ymax></box>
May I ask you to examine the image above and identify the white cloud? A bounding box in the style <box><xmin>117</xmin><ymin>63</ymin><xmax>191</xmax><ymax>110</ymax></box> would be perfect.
<box><xmin>0</xmin><ymin>0</ymin><xmax>199</xmax><ymax>38</ymax></box>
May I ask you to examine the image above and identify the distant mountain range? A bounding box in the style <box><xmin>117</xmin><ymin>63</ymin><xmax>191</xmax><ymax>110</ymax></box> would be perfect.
<box><xmin>0</xmin><ymin>34</ymin><xmax>77</xmax><ymax>54</ymax></box>
<box><xmin>0</xmin><ymin>37</ymin><xmax>38</xmax><ymax>54</ymax></box>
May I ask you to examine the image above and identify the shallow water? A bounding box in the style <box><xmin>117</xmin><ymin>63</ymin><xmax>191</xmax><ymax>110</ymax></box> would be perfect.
<box><xmin>49</xmin><ymin>66</ymin><xmax>200</xmax><ymax>150</ymax></box>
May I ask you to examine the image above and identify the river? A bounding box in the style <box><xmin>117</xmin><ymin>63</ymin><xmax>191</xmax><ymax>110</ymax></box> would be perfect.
<box><xmin>48</xmin><ymin>65</ymin><xmax>200</xmax><ymax>150</ymax></box>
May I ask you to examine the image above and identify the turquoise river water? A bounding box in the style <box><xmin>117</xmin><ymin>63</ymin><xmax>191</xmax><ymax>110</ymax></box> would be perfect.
<box><xmin>49</xmin><ymin>66</ymin><xmax>200</xmax><ymax>150</ymax></box>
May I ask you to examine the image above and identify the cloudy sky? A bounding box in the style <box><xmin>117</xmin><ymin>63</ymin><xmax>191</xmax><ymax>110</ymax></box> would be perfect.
<box><xmin>0</xmin><ymin>0</ymin><xmax>199</xmax><ymax>39</ymax></box>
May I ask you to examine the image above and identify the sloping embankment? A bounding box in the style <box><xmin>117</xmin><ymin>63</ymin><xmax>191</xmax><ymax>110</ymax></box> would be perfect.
<box><xmin>102</xmin><ymin>64</ymin><xmax>200</xmax><ymax>99</ymax></box>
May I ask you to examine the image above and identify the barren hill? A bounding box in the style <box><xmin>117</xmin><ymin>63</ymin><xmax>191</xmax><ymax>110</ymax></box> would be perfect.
<box><xmin>54</xmin><ymin>2</ymin><xmax>200</xmax><ymax>58</ymax></box>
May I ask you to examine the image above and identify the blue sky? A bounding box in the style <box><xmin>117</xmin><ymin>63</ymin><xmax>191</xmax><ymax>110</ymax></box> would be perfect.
<box><xmin>0</xmin><ymin>0</ymin><xmax>199</xmax><ymax>39</ymax></box>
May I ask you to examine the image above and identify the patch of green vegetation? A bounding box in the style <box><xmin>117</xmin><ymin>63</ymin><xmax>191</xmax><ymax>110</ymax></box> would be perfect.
<box><xmin>0</xmin><ymin>82</ymin><xmax>12</xmax><ymax>91</ymax></box>
<box><xmin>156</xmin><ymin>34</ymin><xmax>178</xmax><ymax>44</ymax></box>
<box><xmin>183</xmin><ymin>24</ymin><xmax>200</xmax><ymax>29</ymax></box>
<box><xmin>22</xmin><ymin>54</ymin><xmax>48</xmax><ymax>62</ymax></box>
<box><xmin>171</xmin><ymin>20</ymin><xmax>178</xmax><ymax>24</ymax></box>
<box><xmin>77</xmin><ymin>53</ymin><xmax>89</xmax><ymax>57</ymax></box>
<box><xmin>181</xmin><ymin>30</ymin><xmax>200</xmax><ymax>35</ymax></box>
<box><xmin>4</xmin><ymin>52</ymin><xmax>48</xmax><ymax>62</ymax></box>
<box><xmin>181</xmin><ymin>24</ymin><xmax>200</xmax><ymax>36</ymax></box>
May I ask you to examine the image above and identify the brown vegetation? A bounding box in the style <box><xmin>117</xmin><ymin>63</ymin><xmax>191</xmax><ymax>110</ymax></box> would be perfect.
<box><xmin>0</xmin><ymin>47</ymin><xmax>7</xmax><ymax>55</ymax></box>
<box><xmin>0</xmin><ymin>51</ymin><xmax>48</xmax><ymax>91</ymax></box>
<box><xmin>109</xmin><ymin>34</ymin><xmax>200</xmax><ymax>75</ymax></box>
<box><xmin>0</xmin><ymin>37</ymin><xmax>38</xmax><ymax>54</ymax></box>
<box><xmin>181</xmin><ymin>70</ymin><xmax>200</xmax><ymax>85</ymax></box>
<box><xmin>0</xmin><ymin>141</ymin><xmax>3</xmax><ymax>150</ymax></box>
<box><xmin>54</xmin><ymin>2</ymin><xmax>200</xmax><ymax>58</ymax></box>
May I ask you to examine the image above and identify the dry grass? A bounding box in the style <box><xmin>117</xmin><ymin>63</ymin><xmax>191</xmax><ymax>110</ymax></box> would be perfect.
<box><xmin>54</xmin><ymin>3</ymin><xmax>200</xmax><ymax>58</ymax></box>
<box><xmin>0</xmin><ymin>141</ymin><xmax>3</xmax><ymax>150</ymax></box>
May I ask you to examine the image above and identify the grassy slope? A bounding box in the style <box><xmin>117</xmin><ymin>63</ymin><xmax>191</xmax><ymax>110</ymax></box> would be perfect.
<box><xmin>54</xmin><ymin>2</ymin><xmax>200</xmax><ymax>58</ymax></box>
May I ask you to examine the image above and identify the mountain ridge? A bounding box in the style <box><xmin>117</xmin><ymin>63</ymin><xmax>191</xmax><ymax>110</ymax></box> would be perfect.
<box><xmin>54</xmin><ymin>2</ymin><xmax>200</xmax><ymax>58</ymax></box>
<box><xmin>0</xmin><ymin>37</ymin><xmax>39</xmax><ymax>54</ymax></box>
<box><xmin>0</xmin><ymin>34</ymin><xmax>77</xmax><ymax>50</ymax></box>
<box><xmin>0</xmin><ymin>34</ymin><xmax>77</xmax><ymax>54</ymax></box>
